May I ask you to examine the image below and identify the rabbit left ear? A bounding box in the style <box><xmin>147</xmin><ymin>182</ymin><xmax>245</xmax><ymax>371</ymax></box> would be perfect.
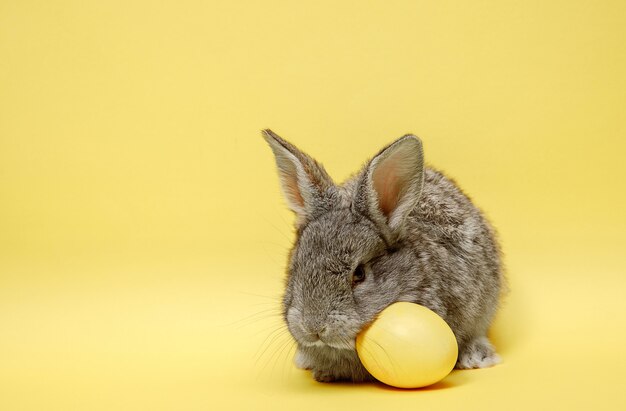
<box><xmin>263</xmin><ymin>129</ymin><xmax>336</xmax><ymax>227</ymax></box>
<box><xmin>355</xmin><ymin>135</ymin><xmax>424</xmax><ymax>239</ymax></box>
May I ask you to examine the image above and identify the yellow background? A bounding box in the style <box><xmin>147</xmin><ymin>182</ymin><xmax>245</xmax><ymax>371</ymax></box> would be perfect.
<box><xmin>1</xmin><ymin>1</ymin><xmax>625</xmax><ymax>409</ymax></box>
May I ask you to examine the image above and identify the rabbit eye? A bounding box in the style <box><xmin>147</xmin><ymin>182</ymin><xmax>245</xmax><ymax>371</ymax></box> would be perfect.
<box><xmin>352</xmin><ymin>264</ymin><xmax>366</xmax><ymax>286</ymax></box>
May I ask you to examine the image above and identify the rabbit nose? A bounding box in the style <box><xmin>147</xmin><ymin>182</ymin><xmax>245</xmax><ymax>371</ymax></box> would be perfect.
<box><xmin>315</xmin><ymin>326</ymin><xmax>327</xmax><ymax>339</ymax></box>
<box><xmin>303</xmin><ymin>323</ymin><xmax>327</xmax><ymax>339</ymax></box>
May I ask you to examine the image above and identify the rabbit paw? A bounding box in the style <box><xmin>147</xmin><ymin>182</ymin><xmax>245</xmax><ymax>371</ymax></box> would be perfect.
<box><xmin>456</xmin><ymin>336</ymin><xmax>501</xmax><ymax>369</ymax></box>
<box><xmin>312</xmin><ymin>369</ymin><xmax>338</xmax><ymax>383</ymax></box>
<box><xmin>294</xmin><ymin>349</ymin><xmax>313</xmax><ymax>370</ymax></box>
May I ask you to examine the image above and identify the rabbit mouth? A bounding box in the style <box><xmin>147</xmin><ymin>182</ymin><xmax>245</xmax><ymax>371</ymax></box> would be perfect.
<box><xmin>300</xmin><ymin>339</ymin><xmax>327</xmax><ymax>348</ymax></box>
<box><xmin>300</xmin><ymin>338</ymin><xmax>355</xmax><ymax>351</ymax></box>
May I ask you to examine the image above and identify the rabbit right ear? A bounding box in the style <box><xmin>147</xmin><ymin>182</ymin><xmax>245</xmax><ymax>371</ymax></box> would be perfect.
<box><xmin>263</xmin><ymin>129</ymin><xmax>336</xmax><ymax>227</ymax></box>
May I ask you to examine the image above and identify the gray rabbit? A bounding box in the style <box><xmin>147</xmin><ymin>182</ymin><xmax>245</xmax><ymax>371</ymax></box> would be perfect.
<box><xmin>263</xmin><ymin>129</ymin><xmax>504</xmax><ymax>383</ymax></box>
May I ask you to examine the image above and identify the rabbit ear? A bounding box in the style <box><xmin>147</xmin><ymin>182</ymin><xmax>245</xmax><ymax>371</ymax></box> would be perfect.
<box><xmin>263</xmin><ymin>129</ymin><xmax>336</xmax><ymax>227</ymax></box>
<box><xmin>355</xmin><ymin>135</ymin><xmax>424</xmax><ymax>239</ymax></box>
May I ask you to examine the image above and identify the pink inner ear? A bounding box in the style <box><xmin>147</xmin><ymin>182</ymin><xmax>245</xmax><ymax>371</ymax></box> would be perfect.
<box><xmin>285</xmin><ymin>173</ymin><xmax>305</xmax><ymax>209</ymax></box>
<box><xmin>372</xmin><ymin>158</ymin><xmax>402</xmax><ymax>219</ymax></box>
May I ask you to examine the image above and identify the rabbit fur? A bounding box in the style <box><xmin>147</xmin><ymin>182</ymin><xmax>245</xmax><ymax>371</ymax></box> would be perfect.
<box><xmin>263</xmin><ymin>129</ymin><xmax>504</xmax><ymax>383</ymax></box>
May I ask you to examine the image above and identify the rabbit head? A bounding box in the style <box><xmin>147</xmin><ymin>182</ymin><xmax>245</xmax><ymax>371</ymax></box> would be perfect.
<box><xmin>263</xmin><ymin>129</ymin><xmax>424</xmax><ymax>351</ymax></box>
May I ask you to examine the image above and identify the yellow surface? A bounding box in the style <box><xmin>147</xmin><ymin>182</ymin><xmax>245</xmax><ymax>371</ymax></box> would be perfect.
<box><xmin>356</xmin><ymin>302</ymin><xmax>458</xmax><ymax>388</ymax></box>
<box><xmin>1</xmin><ymin>1</ymin><xmax>625</xmax><ymax>410</ymax></box>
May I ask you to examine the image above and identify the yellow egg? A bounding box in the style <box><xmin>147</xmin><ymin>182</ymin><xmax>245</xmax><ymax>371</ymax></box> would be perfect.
<box><xmin>356</xmin><ymin>302</ymin><xmax>458</xmax><ymax>388</ymax></box>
